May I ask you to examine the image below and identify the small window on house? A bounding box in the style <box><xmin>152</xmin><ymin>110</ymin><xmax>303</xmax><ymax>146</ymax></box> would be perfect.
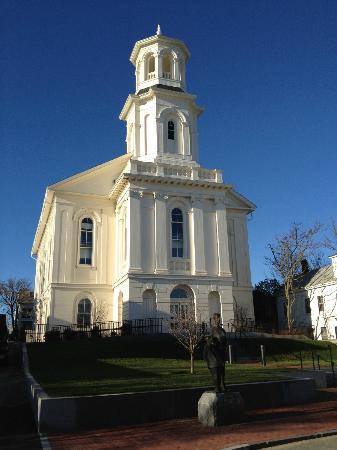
<box><xmin>168</xmin><ymin>121</ymin><xmax>175</xmax><ymax>140</ymax></box>
<box><xmin>305</xmin><ymin>298</ymin><xmax>311</xmax><ymax>314</ymax></box>
<box><xmin>318</xmin><ymin>296</ymin><xmax>324</xmax><ymax>313</ymax></box>
<box><xmin>79</xmin><ymin>218</ymin><xmax>93</xmax><ymax>265</ymax></box>
<box><xmin>171</xmin><ymin>208</ymin><xmax>183</xmax><ymax>258</ymax></box>
<box><xmin>77</xmin><ymin>298</ymin><xmax>92</xmax><ymax>327</ymax></box>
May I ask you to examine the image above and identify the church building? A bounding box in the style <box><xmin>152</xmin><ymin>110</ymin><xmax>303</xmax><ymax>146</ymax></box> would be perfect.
<box><xmin>32</xmin><ymin>27</ymin><xmax>256</xmax><ymax>330</ymax></box>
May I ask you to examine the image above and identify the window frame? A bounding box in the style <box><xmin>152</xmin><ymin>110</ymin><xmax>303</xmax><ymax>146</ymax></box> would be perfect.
<box><xmin>171</xmin><ymin>207</ymin><xmax>184</xmax><ymax>258</ymax></box>
<box><xmin>318</xmin><ymin>295</ymin><xmax>324</xmax><ymax>313</ymax></box>
<box><xmin>168</xmin><ymin>120</ymin><xmax>175</xmax><ymax>140</ymax></box>
<box><xmin>77</xmin><ymin>216</ymin><xmax>96</xmax><ymax>268</ymax></box>
<box><xmin>76</xmin><ymin>298</ymin><xmax>92</xmax><ymax>328</ymax></box>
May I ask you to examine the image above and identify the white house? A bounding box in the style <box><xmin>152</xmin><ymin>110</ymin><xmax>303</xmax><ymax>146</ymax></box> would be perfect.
<box><xmin>277</xmin><ymin>256</ymin><xmax>337</xmax><ymax>340</ymax></box>
<box><xmin>32</xmin><ymin>27</ymin><xmax>256</xmax><ymax>331</ymax></box>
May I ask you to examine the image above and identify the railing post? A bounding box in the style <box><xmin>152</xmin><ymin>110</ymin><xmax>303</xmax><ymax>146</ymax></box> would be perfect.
<box><xmin>260</xmin><ymin>344</ymin><xmax>266</xmax><ymax>366</ymax></box>
<box><xmin>228</xmin><ymin>344</ymin><xmax>233</xmax><ymax>364</ymax></box>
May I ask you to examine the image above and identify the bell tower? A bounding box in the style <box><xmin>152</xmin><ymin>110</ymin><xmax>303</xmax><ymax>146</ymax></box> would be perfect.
<box><xmin>120</xmin><ymin>27</ymin><xmax>203</xmax><ymax>165</ymax></box>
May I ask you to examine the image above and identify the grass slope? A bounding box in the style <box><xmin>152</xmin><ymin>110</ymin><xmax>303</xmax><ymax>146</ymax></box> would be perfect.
<box><xmin>26</xmin><ymin>335</ymin><xmax>337</xmax><ymax>397</ymax></box>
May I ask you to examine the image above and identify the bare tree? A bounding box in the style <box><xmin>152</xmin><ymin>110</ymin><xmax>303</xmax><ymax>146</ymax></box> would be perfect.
<box><xmin>266</xmin><ymin>223</ymin><xmax>321</xmax><ymax>333</ymax></box>
<box><xmin>324</xmin><ymin>221</ymin><xmax>337</xmax><ymax>253</ymax></box>
<box><xmin>168</xmin><ymin>303</ymin><xmax>205</xmax><ymax>374</ymax></box>
<box><xmin>92</xmin><ymin>300</ymin><xmax>108</xmax><ymax>324</ymax></box>
<box><xmin>0</xmin><ymin>278</ymin><xmax>32</xmax><ymax>337</ymax></box>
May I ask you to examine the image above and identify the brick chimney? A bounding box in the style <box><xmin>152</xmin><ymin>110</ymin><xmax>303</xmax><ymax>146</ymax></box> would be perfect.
<box><xmin>301</xmin><ymin>259</ymin><xmax>309</xmax><ymax>274</ymax></box>
<box><xmin>330</xmin><ymin>255</ymin><xmax>337</xmax><ymax>278</ymax></box>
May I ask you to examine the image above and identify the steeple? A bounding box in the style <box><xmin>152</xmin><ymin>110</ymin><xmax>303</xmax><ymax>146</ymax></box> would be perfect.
<box><xmin>120</xmin><ymin>31</ymin><xmax>203</xmax><ymax>165</ymax></box>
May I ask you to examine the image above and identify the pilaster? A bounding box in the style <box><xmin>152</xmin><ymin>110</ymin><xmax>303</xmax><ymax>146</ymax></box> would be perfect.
<box><xmin>190</xmin><ymin>197</ymin><xmax>206</xmax><ymax>275</ymax></box>
<box><xmin>215</xmin><ymin>198</ymin><xmax>231</xmax><ymax>277</ymax></box>
<box><xmin>153</xmin><ymin>192</ymin><xmax>169</xmax><ymax>274</ymax></box>
<box><xmin>128</xmin><ymin>190</ymin><xmax>143</xmax><ymax>272</ymax></box>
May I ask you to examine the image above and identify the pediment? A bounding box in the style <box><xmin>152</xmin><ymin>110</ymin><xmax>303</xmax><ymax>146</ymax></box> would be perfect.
<box><xmin>49</xmin><ymin>154</ymin><xmax>130</xmax><ymax>196</ymax></box>
<box><xmin>226</xmin><ymin>190</ymin><xmax>256</xmax><ymax>212</ymax></box>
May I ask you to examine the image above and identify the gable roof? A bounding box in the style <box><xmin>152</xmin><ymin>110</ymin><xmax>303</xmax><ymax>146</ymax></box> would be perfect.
<box><xmin>32</xmin><ymin>153</ymin><xmax>130</xmax><ymax>256</ymax></box>
<box><xmin>306</xmin><ymin>265</ymin><xmax>336</xmax><ymax>288</ymax></box>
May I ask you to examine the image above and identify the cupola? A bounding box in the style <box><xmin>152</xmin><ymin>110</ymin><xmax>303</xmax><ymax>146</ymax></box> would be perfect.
<box><xmin>130</xmin><ymin>25</ymin><xmax>190</xmax><ymax>94</ymax></box>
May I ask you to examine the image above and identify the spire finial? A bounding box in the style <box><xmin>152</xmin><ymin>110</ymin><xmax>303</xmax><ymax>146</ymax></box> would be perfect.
<box><xmin>156</xmin><ymin>24</ymin><xmax>162</xmax><ymax>36</ymax></box>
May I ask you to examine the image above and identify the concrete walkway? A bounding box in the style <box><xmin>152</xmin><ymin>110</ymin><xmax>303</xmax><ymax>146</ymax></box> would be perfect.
<box><xmin>46</xmin><ymin>387</ymin><xmax>337</xmax><ymax>450</ymax></box>
<box><xmin>268</xmin><ymin>435</ymin><xmax>337</xmax><ymax>450</ymax></box>
<box><xmin>0</xmin><ymin>343</ymin><xmax>41</xmax><ymax>449</ymax></box>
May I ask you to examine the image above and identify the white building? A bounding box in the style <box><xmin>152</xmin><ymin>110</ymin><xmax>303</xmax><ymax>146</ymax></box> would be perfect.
<box><xmin>277</xmin><ymin>256</ymin><xmax>337</xmax><ymax>340</ymax></box>
<box><xmin>32</xmin><ymin>28</ymin><xmax>256</xmax><ymax>330</ymax></box>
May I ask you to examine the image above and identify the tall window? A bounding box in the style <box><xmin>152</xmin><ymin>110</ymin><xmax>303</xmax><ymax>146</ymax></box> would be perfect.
<box><xmin>77</xmin><ymin>298</ymin><xmax>92</xmax><ymax>327</ymax></box>
<box><xmin>168</xmin><ymin>121</ymin><xmax>175</xmax><ymax>140</ymax></box>
<box><xmin>79</xmin><ymin>218</ymin><xmax>93</xmax><ymax>265</ymax></box>
<box><xmin>318</xmin><ymin>296</ymin><xmax>324</xmax><ymax>313</ymax></box>
<box><xmin>171</xmin><ymin>208</ymin><xmax>183</xmax><ymax>257</ymax></box>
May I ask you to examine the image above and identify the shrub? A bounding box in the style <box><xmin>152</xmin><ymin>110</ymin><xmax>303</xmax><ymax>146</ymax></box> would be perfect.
<box><xmin>45</xmin><ymin>329</ymin><xmax>61</xmax><ymax>343</ymax></box>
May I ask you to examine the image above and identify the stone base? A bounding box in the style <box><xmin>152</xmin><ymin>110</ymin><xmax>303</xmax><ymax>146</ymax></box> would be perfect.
<box><xmin>198</xmin><ymin>391</ymin><xmax>245</xmax><ymax>426</ymax></box>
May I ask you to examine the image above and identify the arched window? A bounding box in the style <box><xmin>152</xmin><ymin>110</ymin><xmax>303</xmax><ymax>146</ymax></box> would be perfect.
<box><xmin>162</xmin><ymin>54</ymin><xmax>171</xmax><ymax>79</ymax></box>
<box><xmin>171</xmin><ymin>208</ymin><xmax>183</xmax><ymax>258</ymax></box>
<box><xmin>79</xmin><ymin>218</ymin><xmax>93</xmax><ymax>265</ymax></box>
<box><xmin>147</xmin><ymin>55</ymin><xmax>155</xmax><ymax>79</ymax></box>
<box><xmin>142</xmin><ymin>289</ymin><xmax>157</xmax><ymax>318</ymax></box>
<box><xmin>168</xmin><ymin>121</ymin><xmax>175</xmax><ymax>140</ymax></box>
<box><xmin>170</xmin><ymin>285</ymin><xmax>194</xmax><ymax>319</ymax></box>
<box><xmin>77</xmin><ymin>298</ymin><xmax>92</xmax><ymax>327</ymax></box>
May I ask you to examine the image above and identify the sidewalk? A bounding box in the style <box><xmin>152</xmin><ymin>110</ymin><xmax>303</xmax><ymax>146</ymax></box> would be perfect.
<box><xmin>46</xmin><ymin>387</ymin><xmax>337</xmax><ymax>450</ymax></box>
<box><xmin>0</xmin><ymin>343</ymin><xmax>41</xmax><ymax>449</ymax></box>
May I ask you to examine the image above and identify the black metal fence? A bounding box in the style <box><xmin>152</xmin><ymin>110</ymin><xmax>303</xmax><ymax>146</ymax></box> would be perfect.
<box><xmin>25</xmin><ymin>318</ymin><xmax>164</xmax><ymax>343</ymax></box>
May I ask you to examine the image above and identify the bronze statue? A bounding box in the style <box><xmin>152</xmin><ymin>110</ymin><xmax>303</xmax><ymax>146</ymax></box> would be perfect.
<box><xmin>203</xmin><ymin>313</ymin><xmax>227</xmax><ymax>393</ymax></box>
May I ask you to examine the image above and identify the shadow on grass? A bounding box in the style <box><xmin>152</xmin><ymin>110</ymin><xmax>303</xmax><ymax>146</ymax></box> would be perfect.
<box><xmin>29</xmin><ymin>359</ymin><xmax>160</xmax><ymax>384</ymax></box>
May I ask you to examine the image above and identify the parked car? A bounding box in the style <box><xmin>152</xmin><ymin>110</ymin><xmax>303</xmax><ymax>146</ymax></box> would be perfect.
<box><xmin>0</xmin><ymin>314</ymin><xmax>9</xmax><ymax>363</ymax></box>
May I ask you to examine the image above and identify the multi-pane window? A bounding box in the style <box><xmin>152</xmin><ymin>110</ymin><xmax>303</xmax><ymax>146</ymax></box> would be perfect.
<box><xmin>77</xmin><ymin>298</ymin><xmax>92</xmax><ymax>327</ymax></box>
<box><xmin>168</xmin><ymin>121</ymin><xmax>175</xmax><ymax>140</ymax></box>
<box><xmin>171</xmin><ymin>208</ymin><xmax>183</xmax><ymax>257</ymax></box>
<box><xmin>318</xmin><ymin>296</ymin><xmax>324</xmax><ymax>313</ymax></box>
<box><xmin>170</xmin><ymin>287</ymin><xmax>192</xmax><ymax>319</ymax></box>
<box><xmin>305</xmin><ymin>298</ymin><xmax>311</xmax><ymax>314</ymax></box>
<box><xmin>79</xmin><ymin>218</ymin><xmax>93</xmax><ymax>265</ymax></box>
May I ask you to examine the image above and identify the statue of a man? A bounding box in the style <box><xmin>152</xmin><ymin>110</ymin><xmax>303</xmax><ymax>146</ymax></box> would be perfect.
<box><xmin>203</xmin><ymin>313</ymin><xmax>227</xmax><ymax>393</ymax></box>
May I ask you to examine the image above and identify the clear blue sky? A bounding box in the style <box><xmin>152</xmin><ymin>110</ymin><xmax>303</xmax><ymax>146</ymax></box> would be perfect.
<box><xmin>1</xmin><ymin>0</ymin><xmax>336</xmax><ymax>286</ymax></box>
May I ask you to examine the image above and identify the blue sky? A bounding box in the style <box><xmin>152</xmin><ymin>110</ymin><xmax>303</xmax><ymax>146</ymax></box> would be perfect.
<box><xmin>1</xmin><ymin>0</ymin><xmax>336</xmax><ymax>286</ymax></box>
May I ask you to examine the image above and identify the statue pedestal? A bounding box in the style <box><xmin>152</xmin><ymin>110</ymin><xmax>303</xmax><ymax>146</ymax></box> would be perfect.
<box><xmin>198</xmin><ymin>391</ymin><xmax>244</xmax><ymax>426</ymax></box>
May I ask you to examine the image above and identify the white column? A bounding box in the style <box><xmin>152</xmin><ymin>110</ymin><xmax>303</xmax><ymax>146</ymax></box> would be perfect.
<box><xmin>154</xmin><ymin>192</ymin><xmax>168</xmax><ymax>274</ymax></box>
<box><xmin>128</xmin><ymin>190</ymin><xmax>142</xmax><ymax>272</ymax></box>
<box><xmin>157</xmin><ymin>52</ymin><xmax>162</xmax><ymax>79</ymax></box>
<box><xmin>190</xmin><ymin>198</ymin><xmax>206</xmax><ymax>275</ymax></box>
<box><xmin>182</xmin><ymin>123</ymin><xmax>190</xmax><ymax>156</ymax></box>
<box><xmin>215</xmin><ymin>198</ymin><xmax>231</xmax><ymax>277</ymax></box>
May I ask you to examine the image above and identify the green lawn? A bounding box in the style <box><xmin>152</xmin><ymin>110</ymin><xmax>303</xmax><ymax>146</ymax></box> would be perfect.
<box><xmin>26</xmin><ymin>335</ymin><xmax>337</xmax><ymax>397</ymax></box>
